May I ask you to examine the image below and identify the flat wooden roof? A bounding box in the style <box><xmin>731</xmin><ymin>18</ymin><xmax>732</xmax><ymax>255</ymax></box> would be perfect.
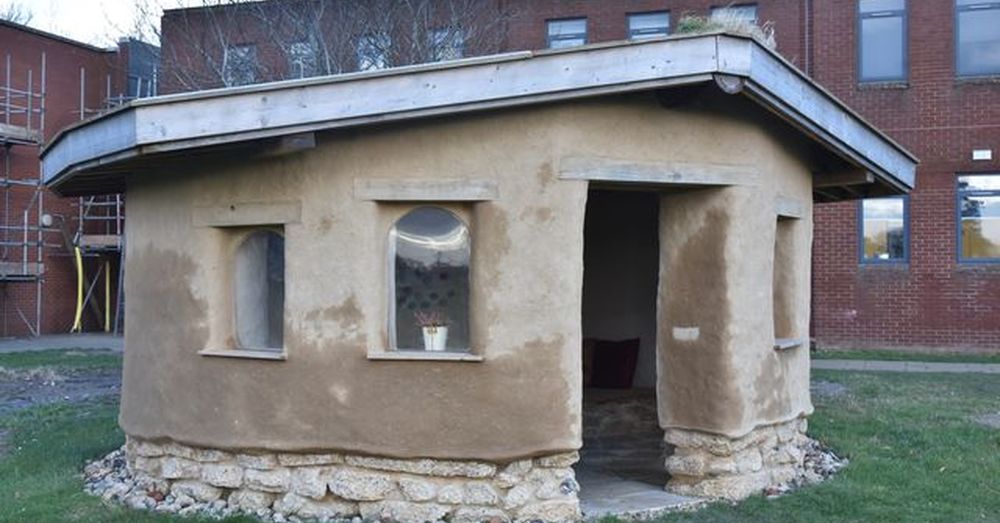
<box><xmin>41</xmin><ymin>32</ymin><xmax>917</xmax><ymax>197</ymax></box>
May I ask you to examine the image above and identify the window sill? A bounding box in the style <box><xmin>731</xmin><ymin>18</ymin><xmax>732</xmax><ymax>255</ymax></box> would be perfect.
<box><xmin>955</xmin><ymin>75</ymin><xmax>1000</xmax><ymax>86</ymax></box>
<box><xmin>367</xmin><ymin>350</ymin><xmax>483</xmax><ymax>362</ymax></box>
<box><xmin>199</xmin><ymin>348</ymin><xmax>287</xmax><ymax>361</ymax></box>
<box><xmin>859</xmin><ymin>261</ymin><xmax>909</xmax><ymax>269</ymax></box>
<box><xmin>774</xmin><ymin>338</ymin><xmax>806</xmax><ymax>351</ymax></box>
<box><xmin>857</xmin><ymin>81</ymin><xmax>908</xmax><ymax>90</ymax></box>
<box><xmin>956</xmin><ymin>260</ymin><xmax>1000</xmax><ymax>270</ymax></box>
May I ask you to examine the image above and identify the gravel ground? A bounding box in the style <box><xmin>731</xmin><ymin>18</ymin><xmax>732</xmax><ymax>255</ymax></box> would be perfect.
<box><xmin>763</xmin><ymin>438</ymin><xmax>849</xmax><ymax>498</ymax></box>
<box><xmin>0</xmin><ymin>365</ymin><xmax>121</xmax><ymax>417</ymax></box>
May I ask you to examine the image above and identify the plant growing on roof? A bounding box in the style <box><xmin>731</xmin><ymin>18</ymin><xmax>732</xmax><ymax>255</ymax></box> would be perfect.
<box><xmin>675</xmin><ymin>11</ymin><xmax>776</xmax><ymax>50</ymax></box>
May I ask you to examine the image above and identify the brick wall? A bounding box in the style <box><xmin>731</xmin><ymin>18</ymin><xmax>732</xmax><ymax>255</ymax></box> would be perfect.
<box><xmin>0</xmin><ymin>22</ymin><xmax>127</xmax><ymax>336</ymax></box>
<box><xmin>152</xmin><ymin>0</ymin><xmax>1000</xmax><ymax>351</ymax></box>
<box><xmin>808</xmin><ymin>0</ymin><xmax>1000</xmax><ymax>350</ymax></box>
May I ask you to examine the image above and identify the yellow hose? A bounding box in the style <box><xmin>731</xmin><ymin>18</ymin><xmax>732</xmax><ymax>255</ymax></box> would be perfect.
<box><xmin>104</xmin><ymin>260</ymin><xmax>110</xmax><ymax>332</ymax></box>
<box><xmin>71</xmin><ymin>246</ymin><xmax>83</xmax><ymax>333</ymax></box>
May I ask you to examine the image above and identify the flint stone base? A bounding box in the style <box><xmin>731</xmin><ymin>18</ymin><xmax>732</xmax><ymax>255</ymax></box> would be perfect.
<box><xmin>121</xmin><ymin>436</ymin><xmax>581</xmax><ymax>522</ymax></box>
<box><xmin>664</xmin><ymin>417</ymin><xmax>809</xmax><ymax>500</ymax></box>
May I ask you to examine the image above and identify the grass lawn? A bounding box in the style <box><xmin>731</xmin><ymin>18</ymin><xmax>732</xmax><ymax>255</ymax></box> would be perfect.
<box><xmin>0</xmin><ymin>350</ymin><xmax>256</xmax><ymax>523</ymax></box>
<box><xmin>1</xmin><ymin>350</ymin><xmax>999</xmax><ymax>522</ymax></box>
<box><xmin>0</xmin><ymin>348</ymin><xmax>124</xmax><ymax>370</ymax></box>
<box><xmin>648</xmin><ymin>370</ymin><xmax>1000</xmax><ymax>523</ymax></box>
<box><xmin>812</xmin><ymin>349</ymin><xmax>1000</xmax><ymax>364</ymax></box>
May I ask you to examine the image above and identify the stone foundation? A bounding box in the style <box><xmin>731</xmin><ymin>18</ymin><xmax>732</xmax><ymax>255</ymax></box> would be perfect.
<box><xmin>663</xmin><ymin>417</ymin><xmax>809</xmax><ymax>500</ymax></box>
<box><xmin>122</xmin><ymin>437</ymin><xmax>581</xmax><ymax>522</ymax></box>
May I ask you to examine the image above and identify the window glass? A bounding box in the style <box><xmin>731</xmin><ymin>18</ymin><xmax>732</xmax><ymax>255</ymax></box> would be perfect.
<box><xmin>628</xmin><ymin>11</ymin><xmax>669</xmax><ymax>40</ymax></box>
<box><xmin>235</xmin><ymin>230</ymin><xmax>284</xmax><ymax>350</ymax></box>
<box><xmin>957</xmin><ymin>1</ymin><xmax>1000</xmax><ymax>76</ymax></box>
<box><xmin>431</xmin><ymin>28</ymin><xmax>465</xmax><ymax>61</ymax></box>
<box><xmin>547</xmin><ymin>18</ymin><xmax>587</xmax><ymax>49</ymax></box>
<box><xmin>861</xmin><ymin>197</ymin><xmax>907</xmax><ymax>262</ymax></box>
<box><xmin>859</xmin><ymin>0</ymin><xmax>906</xmax><ymax>81</ymax></box>
<box><xmin>288</xmin><ymin>41</ymin><xmax>319</xmax><ymax>78</ymax></box>
<box><xmin>773</xmin><ymin>218</ymin><xmax>797</xmax><ymax>339</ymax></box>
<box><xmin>958</xmin><ymin>175</ymin><xmax>1000</xmax><ymax>260</ymax></box>
<box><xmin>391</xmin><ymin>207</ymin><xmax>470</xmax><ymax>351</ymax></box>
<box><xmin>223</xmin><ymin>45</ymin><xmax>257</xmax><ymax>86</ymax></box>
<box><xmin>711</xmin><ymin>4</ymin><xmax>758</xmax><ymax>24</ymax></box>
<box><xmin>357</xmin><ymin>33</ymin><xmax>391</xmax><ymax>71</ymax></box>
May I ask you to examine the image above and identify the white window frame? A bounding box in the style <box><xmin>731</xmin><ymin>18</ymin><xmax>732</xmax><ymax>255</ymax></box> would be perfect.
<box><xmin>223</xmin><ymin>44</ymin><xmax>258</xmax><ymax>87</ymax></box>
<box><xmin>430</xmin><ymin>27</ymin><xmax>465</xmax><ymax>61</ymax></box>
<box><xmin>387</xmin><ymin>206</ymin><xmax>471</xmax><ymax>354</ymax></box>
<box><xmin>628</xmin><ymin>11</ymin><xmax>670</xmax><ymax>41</ymax></box>
<box><xmin>357</xmin><ymin>33</ymin><xmax>391</xmax><ymax>71</ymax></box>
<box><xmin>546</xmin><ymin>18</ymin><xmax>587</xmax><ymax>49</ymax></box>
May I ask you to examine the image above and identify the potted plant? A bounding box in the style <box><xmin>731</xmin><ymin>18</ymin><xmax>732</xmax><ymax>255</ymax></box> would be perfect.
<box><xmin>414</xmin><ymin>310</ymin><xmax>449</xmax><ymax>351</ymax></box>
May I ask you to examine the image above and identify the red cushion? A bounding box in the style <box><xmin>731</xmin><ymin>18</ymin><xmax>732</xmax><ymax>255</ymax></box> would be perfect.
<box><xmin>589</xmin><ymin>338</ymin><xmax>640</xmax><ymax>389</ymax></box>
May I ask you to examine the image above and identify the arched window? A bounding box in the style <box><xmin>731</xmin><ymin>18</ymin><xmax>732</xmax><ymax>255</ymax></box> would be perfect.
<box><xmin>390</xmin><ymin>207</ymin><xmax>470</xmax><ymax>352</ymax></box>
<box><xmin>235</xmin><ymin>230</ymin><xmax>284</xmax><ymax>350</ymax></box>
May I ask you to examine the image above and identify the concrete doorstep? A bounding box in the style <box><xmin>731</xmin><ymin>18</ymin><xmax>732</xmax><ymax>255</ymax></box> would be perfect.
<box><xmin>577</xmin><ymin>469</ymin><xmax>705</xmax><ymax>520</ymax></box>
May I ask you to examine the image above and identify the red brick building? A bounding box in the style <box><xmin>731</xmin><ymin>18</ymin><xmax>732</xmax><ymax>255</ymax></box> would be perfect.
<box><xmin>0</xmin><ymin>21</ymin><xmax>156</xmax><ymax>336</ymax></box>
<box><xmin>155</xmin><ymin>0</ymin><xmax>1000</xmax><ymax>351</ymax></box>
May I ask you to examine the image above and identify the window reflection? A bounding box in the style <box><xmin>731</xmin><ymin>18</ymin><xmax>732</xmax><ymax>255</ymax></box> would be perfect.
<box><xmin>957</xmin><ymin>0</ymin><xmax>1000</xmax><ymax>77</ymax></box>
<box><xmin>391</xmin><ymin>207</ymin><xmax>470</xmax><ymax>351</ymax></box>
<box><xmin>861</xmin><ymin>197</ymin><xmax>907</xmax><ymax>262</ymax></box>
<box><xmin>235</xmin><ymin>230</ymin><xmax>284</xmax><ymax>349</ymax></box>
<box><xmin>958</xmin><ymin>175</ymin><xmax>1000</xmax><ymax>260</ymax></box>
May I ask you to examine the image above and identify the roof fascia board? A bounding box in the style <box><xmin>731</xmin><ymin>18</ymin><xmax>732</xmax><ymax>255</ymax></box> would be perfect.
<box><xmin>739</xmin><ymin>41</ymin><xmax>916</xmax><ymax>189</ymax></box>
<box><xmin>43</xmin><ymin>37</ymin><xmax>721</xmax><ymax>185</ymax></box>
<box><xmin>42</xmin><ymin>110</ymin><xmax>136</xmax><ymax>187</ymax></box>
<box><xmin>42</xmin><ymin>34</ymin><xmax>917</xmax><ymax>194</ymax></box>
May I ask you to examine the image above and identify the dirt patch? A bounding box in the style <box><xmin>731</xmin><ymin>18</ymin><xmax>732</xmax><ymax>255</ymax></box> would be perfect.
<box><xmin>0</xmin><ymin>365</ymin><xmax>121</xmax><ymax>417</ymax></box>
<box><xmin>811</xmin><ymin>380</ymin><xmax>848</xmax><ymax>399</ymax></box>
<box><xmin>970</xmin><ymin>412</ymin><xmax>1000</xmax><ymax>429</ymax></box>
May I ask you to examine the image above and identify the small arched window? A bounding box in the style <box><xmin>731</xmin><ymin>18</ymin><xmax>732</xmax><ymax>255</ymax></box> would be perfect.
<box><xmin>235</xmin><ymin>230</ymin><xmax>285</xmax><ymax>350</ymax></box>
<box><xmin>390</xmin><ymin>207</ymin><xmax>470</xmax><ymax>352</ymax></box>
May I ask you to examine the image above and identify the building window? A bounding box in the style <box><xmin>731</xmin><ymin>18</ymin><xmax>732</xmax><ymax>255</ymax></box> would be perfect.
<box><xmin>546</xmin><ymin>18</ymin><xmax>587</xmax><ymax>49</ymax></box>
<box><xmin>860</xmin><ymin>197</ymin><xmax>908</xmax><ymax>263</ymax></box>
<box><xmin>430</xmin><ymin>28</ymin><xmax>465</xmax><ymax>61</ymax></box>
<box><xmin>357</xmin><ymin>33</ymin><xmax>391</xmax><ymax>71</ymax></box>
<box><xmin>235</xmin><ymin>230</ymin><xmax>285</xmax><ymax>350</ymax></box>
<box><xmin>390</xmin><ymin>207</ymin><xmax>470</xmax><ymax>352</ymax></box>
<box><xmin>710</xmin><ymin>4</ymin><xmax>758</xmax><ymax>24</ymax></box>
<box><xmin>223</xmin><ymin>45</ymin><xmax>257</xmax><ymax>86</ymax></box>
<box><xmin>956</xmin><ymin>1</ymin><xmax>1000</xmax><ymax>77</ymax></box>
<box><xmin>288</xmin><ymin>40</ymin><xmax>319</xmax><ymax>78</ymax></box>
<box><xmin>628</xmin><ymin>11</ymin><xmax>670</xmax><ymax>40</ymax></box>
<box><xmin>773</xmin><ymin>217</ymin><xmax>797</xmax><ymax>342</ymax></box>
<box><xmin>958</xmin><ymin>174</ymin><xmax>1000</xmax><ymax>261</ymax></box>
<box><xmin>858</xmin><ymin>0</ymin><xmax>907</xmax><ymax>82</ymax></box>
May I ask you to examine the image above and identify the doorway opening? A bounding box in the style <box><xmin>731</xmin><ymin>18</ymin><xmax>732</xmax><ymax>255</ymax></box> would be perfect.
<box><xmin>576</xmin><ymin>188</ymin><xmax>695</xmax><ymax>517</ymax></box>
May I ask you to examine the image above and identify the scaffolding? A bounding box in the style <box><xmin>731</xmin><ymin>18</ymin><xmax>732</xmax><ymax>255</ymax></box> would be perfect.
<box><xmin>70</xmin><ymin>194</ymin><xmax>124</xmax><ymax>334</ymax></box>
<box><xmin>0</xmin><ymin>52</ymin><xmax>48</xmax><ymax>336</ymax></box>
<box><xmin>68</xmin><ymin>66</ymin><xmax>131</xmax><ymax>335</ymax></box>
<box><xmin>0</xmin><ymin>42</ymin><xmax>153</xmax><ymax>337</ymax></box>
<box><xmin>0</xmin><ymin>34</ymin><xmax>159</xmax><ymax>337</ymax></box>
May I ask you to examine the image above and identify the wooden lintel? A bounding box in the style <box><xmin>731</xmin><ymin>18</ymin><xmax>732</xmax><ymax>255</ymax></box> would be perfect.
<box><xmin>813</xmin><ymin>169</ymin><xmax>875</xmax><ymax>188</ymax></box>
<box><xmin>355</xmin><ymin>179</ymin><xmax>499</xmax><ymax>201</ymax></box>
<box><xmin>775</xmin><ymin>196</ymin><xmax>806</xmax><ymax>219</ymax></box>
<box><xmin>559</xmin><ymin>156</ymin><xmax>757</xmax><ymax>186</ymax></box>
<box><xmin>193</xmin><ymin>201</ymin><xmax>301</xmax><ymax>227</ymax></box>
